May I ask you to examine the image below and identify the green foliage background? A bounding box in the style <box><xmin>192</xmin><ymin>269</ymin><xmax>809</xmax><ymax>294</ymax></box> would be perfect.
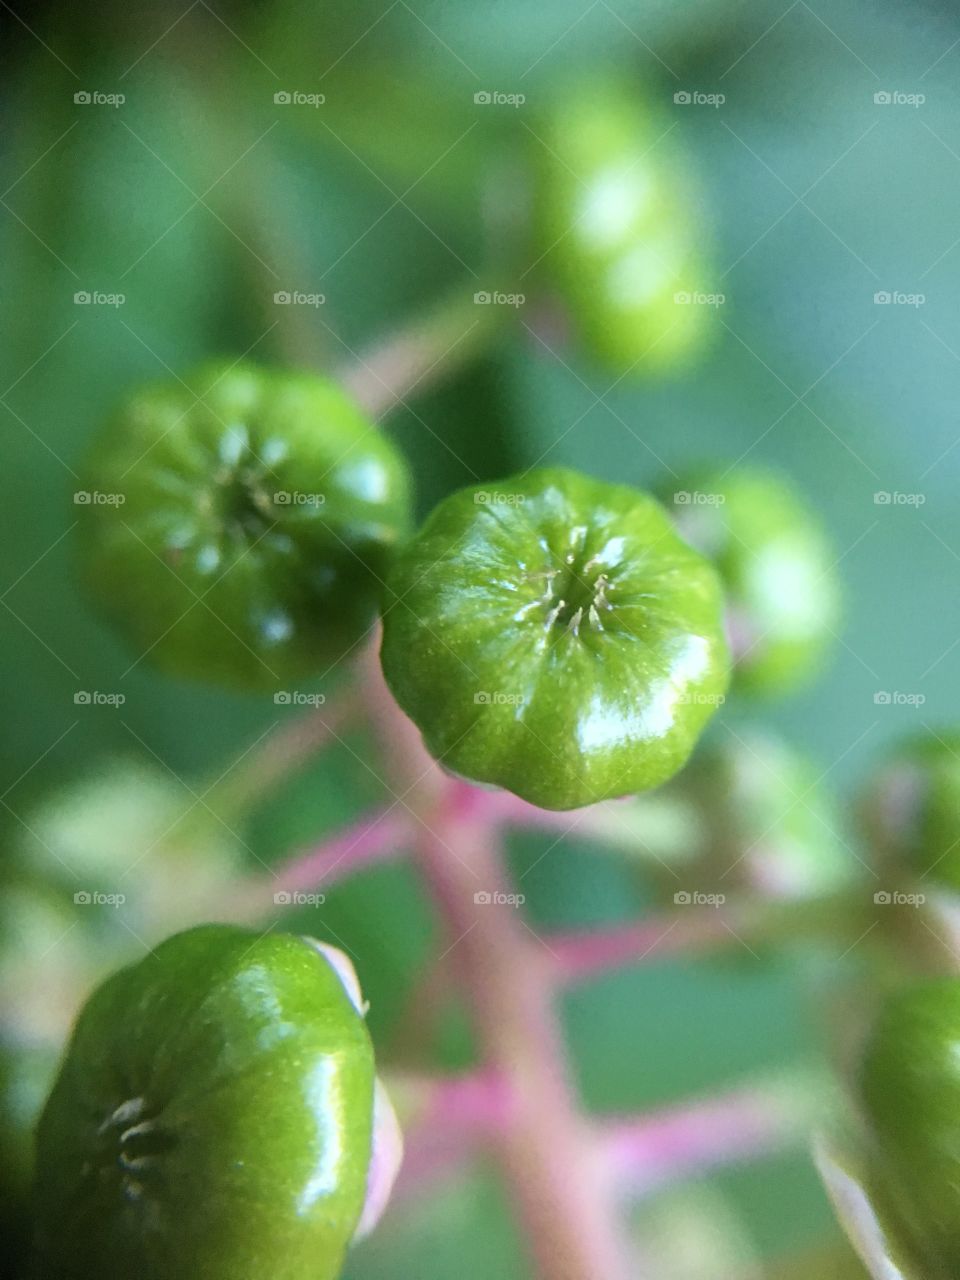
<box><xmin>1</xmin><ymin>0</ymin><xmax>958</xmax><ymax>1273</ymax></box>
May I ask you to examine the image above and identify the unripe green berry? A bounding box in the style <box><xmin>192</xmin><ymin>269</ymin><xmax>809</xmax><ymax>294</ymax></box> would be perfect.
<box><xmin>79</xmin><ymin>362</ymin><xmax>412</xmax><ymax>690</ymax></box>
<box><xmin>536</xmin><ymin>80</ymin><xmax>712</xmax><ymax>375</ymax></box>
<box><xmin>688</xmin><ymin>731</ymin><xmax>852</xmax><ymax>898</ymax></box>
<box><xmin>858</xmin><ymin>979</ymin><xmax>960</xmax><ymax>1277</ymax></box>
<box><xmin>35</xmin><ymin>925</ymin><xmax>394</xmax><ymax>1280</ymax></box>
<box><xmin>0</xmin><ymin>1038</ymin><xmax>57</xmax><ymax>1203</ymax></box>
<box><xmin>670</xmin><ymin>467</ymin><xmax>840</xmax><ymax>695</ymax></box>
<box><xmin>862</xmin><ymin>733</ymin><xmax>960</xmax><ymax>893</ymax></box>
<box><xmin>380</xmin><ymin>466</ymin><xmax>729</xmax><ymax>810</ymax></box>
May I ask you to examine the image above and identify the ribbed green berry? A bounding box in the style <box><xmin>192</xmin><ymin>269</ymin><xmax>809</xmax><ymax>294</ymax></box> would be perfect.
<box><xmin>536</xmin><ymin>80</ymin><xmax>713</xmax><ymax>374</ymax></box>
<box><xmin>35</xmin><ymin>925</ymin><xmax>381</xmax><ymax>1280</ymax></box>
<box><xmin>862</xmin><ymin>733</ymin><xmax>960</xmax><ymax>893</ymax></box>
<box><xmin>79</xmin><ymin>362</ymin><xmax>412</xmax><ymax>690</ymax></box>
<box><xmin>859</xmin><ymin>979</ymin><xmax>960</xmax><ymax>1278</ymax></box>
<box><xmin>670</xmin><ymin>468</ymin><xmax>839</xmax><ymax>694</ymax></box>
<box><xmin>380</xmin><ymin>467</ymin><xmax>729</xmax><ymax>810</ymax></box>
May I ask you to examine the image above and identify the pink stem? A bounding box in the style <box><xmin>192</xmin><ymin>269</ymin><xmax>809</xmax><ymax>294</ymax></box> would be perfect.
<box><xmin>394</xmin><ymin>1072</ymin><xmax>513</xmax><ymax>1195</ymax></box>
<box><xmin>601</xmin><ymin>1084</ymin><xmax>806</xmax><ymax>1196</ymax></box>
<box><xmin>360</xmin><ymin>642</ymin><xmax>637</xmax><ymax>1280</ymax></box>
<box><xmin>208</xmin><ymin>688</ymin><xmax>360</xmax><ymax>815</ymax></box>
<box><xmin>233</xmin><ymin>809</ymin><xmax>410</xmax><ymax>919</ymax></box>
<box><xmin>273</xmin><ymin>808</ymin><xmax>410</xmax><ymax>893</ymax></box>
<box><xmin>393</xmin><ymin>1072</ymin><xmax>807</xmax><ymax>1204</ymax></box>
<box><xmin>550</xmin><ymin>907</ymin><xmax>755</xmax><ymax>985</ymax></box>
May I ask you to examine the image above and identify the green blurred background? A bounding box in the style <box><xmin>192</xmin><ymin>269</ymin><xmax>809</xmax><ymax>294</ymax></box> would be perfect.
<box><xmin>1</xmin><ymin>0</ymin><xmax>958</xmax><ymax>1274</ymax></box>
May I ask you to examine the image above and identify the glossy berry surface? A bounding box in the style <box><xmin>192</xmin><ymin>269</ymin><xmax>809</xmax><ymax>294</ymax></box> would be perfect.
<box><xmin>536</xmin><ymin>81</ymin><xmax>711</xmax><ymax>374</ymax></box>
<box><xmin>671</xmin><ymin>467</ymin><xmax>839</xmax><ymax>695</ymax></box>
<box><xmin>80</xmin><ymin>362</ymin><xmax>412</xmax><ymax>690</ymax></box>
<box><xmin>35</xmin><ymin>925</ymin><xmax>376</xmax><ymax>1280</ymax></box>
<box><xmin>380</xmin><ymin>467</ymin><xmax>729</xmax><ymax>810</ymax></box>
<box><xmin>859</xmin><ymin>979</ymin><xmax>960</xmax><ymax>1276</ymax></box>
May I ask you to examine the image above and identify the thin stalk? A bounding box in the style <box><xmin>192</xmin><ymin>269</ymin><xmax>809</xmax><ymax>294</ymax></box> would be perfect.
<box><xmin>338</xmin><ymin>283</ymin><xmax>508</xmax><ymax>418</ymax></box>
<box><xmin>359</xmin><ymin>641</ymin><xmax>636</xmax><ymax>1280</ymax></box>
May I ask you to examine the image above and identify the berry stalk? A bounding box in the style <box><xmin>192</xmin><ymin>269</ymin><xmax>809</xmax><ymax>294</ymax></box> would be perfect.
<box><xmin>359</xmin><ymin>640</ymin><xmax>636</xmax><ymax>1280</ymax></box>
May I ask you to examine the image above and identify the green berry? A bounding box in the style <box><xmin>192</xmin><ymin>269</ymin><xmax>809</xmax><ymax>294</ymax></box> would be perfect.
<box><xmin>859</xmin><ymin>979</ymin><xmax>960</xmax><ymax>1276</ymax></box>
<box><xmin>670</xmin><ymin>468</ymin><xmax>840</xmax><ymax>695</ymax></box>
<box><xmin>35</xmin><ymin>925</ymin><xmax>382</xmax><ymax>1280</ymax></box>
<box><xmin>80</xmin><ymin>362</ymin><xmax>412</xmax><ymax>690</ymax></box>
<box><xmin>536</xmin><ymin>81</ymin><xmax>712</xmax><ymax>374</ymax></box>
<box><xmin>0</xmin><ymin>1038</ymin><xmax>58</xmax><ymax>1203</ymax></box>
<box><xmin>688</xmin><ymin>731</ymin><xmax>852</xmax><ymax>898</ymax></box>
<box><xmin>862</xmin><ymin>733</ymin><xmax>960</xmax><ymax>893</ymax></box>
<box><xmin>380</xmin><ymin>467</ymin><xmax>729</xmax><ymax>810</ymax></box>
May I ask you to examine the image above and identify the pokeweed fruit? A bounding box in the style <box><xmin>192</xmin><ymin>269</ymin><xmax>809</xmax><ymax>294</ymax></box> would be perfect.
<box><xmin>861</xmin><ymin>733</ymin><xmax>960</xmax><ymax>894</ymax></box>
<box><xmin>857</xmin><ymin>979</ymin><xmax>960</xmax><ymax>1279</ymax></box>
<box><xmin>0</xmin><ymin>1038</ymin><xmax>58</xmax><ymax>1205</ymax></box>
<box><xmin>686</xmin><ymin>731</ymin><xmax>853</xmax><ymax>899</ymax></box>
<box><xmin>535</xmin><ymin>79</ymin><xmax>713</xmax><ymax>375</ymax></box>
<box><xmin>380</xmin><ymin>466</ymin><xmax>729</xmax><ymax>811</ymax></box>
<box><xmin>669</xmin><ymin>467</ymin><xmax>839</xmax><ymax>695</ymax></box>
<box><xmin>35</xmin><ymin>925</ymin><xmax>401</xmax><ymax>1280</ymax></box>
<box><xmin>79</xmin><ymin>362</ymin><xmax>412</xmax><ymax>690</ymax></box>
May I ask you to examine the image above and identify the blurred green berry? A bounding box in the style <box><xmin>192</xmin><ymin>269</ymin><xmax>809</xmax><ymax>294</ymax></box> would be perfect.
<box><xmin>12</xmin><ymin>760</ymin><xmax>243</xmax><ymax>932</ymax></box>
<box><xmin>536</xmin><ymin>80</ymin><xmax>714</xmax><ymax>375</ymax></box>
<box><xmin>79</xmin><ymin>362</ymin><xmax>412</xmax><ymax>690</ymax></box>
<box><xmin>859</xmin><ymin>979</ymin><xmax>960</xmax><ymax>1277</ymax></box>
<box><xmin>860</xmin><ymin>733</ymin><xmax>960</xmax><ymax>892</ymax></box>
<box><xmin>380</xmin><ymin>466</ymin><xmax>729</xmax><ymax>810</ymax></box>
<box><xmin>36</xmin><ymin>925</ymin><xmax>389</xmax><ymax>1280</ymax></box>
<box><xmin>0</xmin><ymin>1037</ymin><xmax>58</xmax><ymax>1203</ymax></box>
<box><xmin>670</xmin><ymin>467</ymin><xmax>840</xmax><ymax>695</ymax></box>
<box><xmin>688</xmin><ymin>731</ymin><xmax>853</xmax><ymax>898</ymax></box>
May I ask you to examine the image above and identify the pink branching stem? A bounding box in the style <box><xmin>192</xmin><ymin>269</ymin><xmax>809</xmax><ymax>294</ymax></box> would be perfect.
<box><xmin>359</xmin><ymin>639</ymin><xmax>638</xmax><ymax>1280</ymax></box>
<box><xmin>233</xmin><ymin>809</ymin><xmax>410</xmax><ymax>919</ymax></box>
<box><xmin>393</xmin><ymin>1071</ymin><xmax>513</xmax><ymax>1196</ymax></box>
<box><xmin>208</xmin><ymin>687</ymin><xmax>361</xmax><ymax>816</ymax></box>
<box><xmin>548</xmin><ymin>906</ymin><xmax>758</xmax><ymax>985</ymax></box>
<box><xmin>392</xmin><ymin>1072</ymin><xmax>809</xmax><ymax>1205</ymax></box>
<box><xmin>600</xmin><ymin>1082</ymin><xmax>809</xmax><ymax>1196</ymax></box>
<box><xmin>272</xmin><ymin>808</ymin><xmax>411</xmax><ymax>893</ymax></box>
